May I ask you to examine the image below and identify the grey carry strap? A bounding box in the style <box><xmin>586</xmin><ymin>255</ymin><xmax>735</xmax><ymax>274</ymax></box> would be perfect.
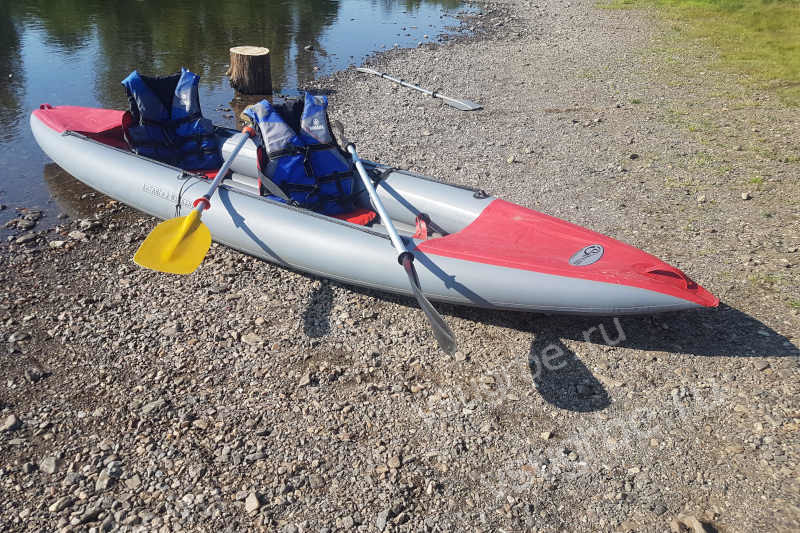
<box><xmin>258</xmin><ymin>171</ymin><xmax>292</xmax><ymax>202</ymax></box>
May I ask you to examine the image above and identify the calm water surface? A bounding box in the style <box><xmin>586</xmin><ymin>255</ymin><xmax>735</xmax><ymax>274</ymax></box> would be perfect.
<box><xmin>0</xmin><ymin>0</ymin><xmax>468</xmax><ymax>228</ymax></box>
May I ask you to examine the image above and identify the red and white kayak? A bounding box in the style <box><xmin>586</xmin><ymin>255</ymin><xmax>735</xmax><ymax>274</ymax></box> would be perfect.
<box><xmin>31</xmin><ymin>105</ymin><xmax>718</xmax><ymax>314</ymax></box>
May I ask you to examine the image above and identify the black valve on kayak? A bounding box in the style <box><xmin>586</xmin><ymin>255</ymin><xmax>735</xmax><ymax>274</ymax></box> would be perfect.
<box><xmin>398</xmin><ymin>250</ymin><xmax>415</xmax><ymax>267</ymax></box>
<box><xmin>473</xmin><ymin>189</ymin><xmax>489</xmax><ymax>199</ymax></box>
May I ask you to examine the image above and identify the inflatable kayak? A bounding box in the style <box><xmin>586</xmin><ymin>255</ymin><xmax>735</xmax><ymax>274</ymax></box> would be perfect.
<box><xmin>30</xmin><ymin>105</ymin><xmax>718</xmax><ymax>315</ymax></box>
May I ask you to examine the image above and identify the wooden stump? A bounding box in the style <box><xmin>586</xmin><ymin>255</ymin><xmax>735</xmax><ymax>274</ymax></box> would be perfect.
<box><xmin>227</xmin><ymin>46</ymin><xmax>272</xmax><ymax>94</ymax></box>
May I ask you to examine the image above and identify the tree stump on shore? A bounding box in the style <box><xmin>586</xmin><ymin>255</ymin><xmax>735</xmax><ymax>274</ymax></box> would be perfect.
<box><xmin>227</xmin><ymin>46</ymin><xmax>272</xmax><ymax>94</ymax></box>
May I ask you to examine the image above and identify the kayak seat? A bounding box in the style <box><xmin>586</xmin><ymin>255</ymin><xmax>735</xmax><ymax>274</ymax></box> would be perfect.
<box><xmin>331</xmin><ymin>207</ymin><xmax>377</xmax><ymax>226</ymax></box>
<box><xmin>189</xmin><ymin>168</ymin><xmax>219</xmax><ymax>180</ymax></box>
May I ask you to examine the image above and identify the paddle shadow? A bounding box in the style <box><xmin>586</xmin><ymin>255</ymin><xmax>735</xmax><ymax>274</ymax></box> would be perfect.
<box><xmin>303</xmin><ymin>279</ymin><xmax>797</xmax><ymax>410</ymax></box>
<box><xmin>528</xmin><ymin>335</ymin><xmax>611</xmax><ymax>412</ymax></box>
<box><xmin>303</xmin><ymin>280</ymin><xmax>333</xmax><ymax>338</ymax></box>
<box><xmin>216</xmin><ymin>189</ymin><xmax>286</xmax><ymax>265</ymax></box>
<box><xmin>413</xmin><ymin>252</ymin><xmax>492</xmax><ymax>308</ymax></box>
<box><xmin>224</xmin><ymin>249</ymin><xmax>797</xmax><ymax>411</ymax></box>
<box><xmin>452</xmin><ymin>302</ymin><xmax>797</xmax><ymax>411</ymax></box>
<box><xmin>377</xmin><ymin>180</ymin><xmax>448</xmax><ymax>235</ymax></box>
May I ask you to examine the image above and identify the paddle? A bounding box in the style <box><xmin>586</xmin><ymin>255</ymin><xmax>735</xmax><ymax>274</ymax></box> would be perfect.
<box><xmin>134</xmin><ymin>127</ymin><xmax>255</xmax><ymax>274</ymax></box>
<box><xmin>335</xmin><ymin>126</ymin><xmax>457</xmax><ymax>354</ymax></box>
<box><xmin>356</xmin><ymin>67</ymin><xmax>482</xmax><ymax>112</ymax></box>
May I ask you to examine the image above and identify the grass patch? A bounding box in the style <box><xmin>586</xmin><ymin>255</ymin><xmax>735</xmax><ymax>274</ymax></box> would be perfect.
<box><xmin>748</xmin><ymin>272</ymin><xmax>780</xmax><ymax>287</ymax></box>
<box><xmin>664</xmin><ymin>175</ymin><xmax>702</xmax><ymax>190</ymax></box>
<box><xmin>717</xmin><ymin>164</ymin><xmax>733</xmax><ymax>175</ymax></box>
<box><xmin>602</xmin><ymin>0</ymin><xmax>800</xmax><ymax>105</ymax></box>
<box><xmin>692</xmin><ymin>151</ymin><xmax>714</xmax><ymax>165</ymax></box>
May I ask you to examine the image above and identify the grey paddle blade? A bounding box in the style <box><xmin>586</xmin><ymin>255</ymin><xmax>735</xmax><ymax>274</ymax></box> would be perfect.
<box><xmin>356</xmin><ymin>67</ymin><xmax>382</xmax><ymax>77</ymax></box>
<box><xmin>435</xmin><ymin>94</ymin><xmax>482</xmax><ymax>111</ymax></box>
<box><xmin>402</xmin><ymin>255</ymin><xmax>457</xmax><ymax>355</ymax></box>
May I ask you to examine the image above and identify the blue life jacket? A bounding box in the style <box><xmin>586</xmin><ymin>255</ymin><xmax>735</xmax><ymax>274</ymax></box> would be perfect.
<box><xmin>121</xmin><ymin>68</ymin><xmax>222</xmax><ymax>170</ymax></box>
<box><xmin>243</xmin><ymin>93</ymin><xmax>355</xmax><ymax>215</ymax></box>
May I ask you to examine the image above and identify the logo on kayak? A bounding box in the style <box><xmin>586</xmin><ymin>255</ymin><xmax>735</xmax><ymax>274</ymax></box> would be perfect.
<box><xmin>569</xmin><ymin>244</ymin><xmax>604</xmax><ymax>266</ymax></box>
<box><xmin>142</xmin><ymin>184</ymin><xmax>192</xmax><ymax>209</ymax></box>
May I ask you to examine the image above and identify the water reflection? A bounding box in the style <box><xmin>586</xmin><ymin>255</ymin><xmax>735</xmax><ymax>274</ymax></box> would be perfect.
<box><xmin>42</xmin><ymin>163</ymin><xmax>109</xmax><ymax>218</ymax></box>
<box><xmin>7</xmin><ymin>0</ymin><xmax>463</xmax><ymax>110</ymax></box>
<box><xmin>88</xmin><ymin>0</ymin><xmax>343</xmax><ymax>107</ymax></box>
<box><xmin>0</xmin><ymin>2</ymin><xmax>24</xmax><ymax>144</ymax></box>
<box><xmin>0</xmin><ymin>0</ymin><xmax>466</xmax><ymax>227</ymax></box>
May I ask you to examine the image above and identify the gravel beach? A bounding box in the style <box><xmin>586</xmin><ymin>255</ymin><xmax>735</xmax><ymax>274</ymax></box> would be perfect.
<box><xmin>2</xmin><ymin>1</ymin><xmax>799</xmax><ymax>532</ymax></box>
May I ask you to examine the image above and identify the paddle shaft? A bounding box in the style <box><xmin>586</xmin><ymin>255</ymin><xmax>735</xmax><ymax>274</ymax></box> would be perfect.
<box><xmin>360</xmin><ymin>68</ymin><xmax>435</xmax><ymax>98</ymax></box>
<box><xmin>347</xmin><ymin>143</ymin><xmax>457</xmax><ymax>354</ymax></box>
<box><xmin>347</xmin><ymin>145</ymin><xmax>406</xmax><ymax>255</ymax></box>
<box><xmin>356</xmin><ymin>67</ymin><xmax>481</xmax><ymax>111</ymax></box>
<box><xmin>192</xmin><ymin>128</ymin><xmax>253</xmax><ymax>213</ymax></box>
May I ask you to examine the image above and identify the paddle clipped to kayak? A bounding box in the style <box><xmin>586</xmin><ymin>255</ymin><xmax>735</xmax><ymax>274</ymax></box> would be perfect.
<box><xmin>134</xmin><ymin>127</ymin><xmax>255</xmax><ymax>274</ymax></box>
<box><xmin>335</xmin><ymin>123</ymin><xmax>457</xmax><ymax>354</ymax></box>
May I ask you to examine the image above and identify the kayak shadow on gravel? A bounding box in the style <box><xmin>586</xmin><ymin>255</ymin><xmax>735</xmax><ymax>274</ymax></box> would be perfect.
<box><xmin>275</xmin><ymin>266</ymin><xmax>797</xmax><ymax>413</ymax></box>
<box><xmin>446</xmin><ymin>301</ymin><xmax>798</xmax><ymax>412</ymax></box>
<box><xmin>507</xmin><ymin>302</ymin><xmax>799</xmax><ymax>360</ymax></box>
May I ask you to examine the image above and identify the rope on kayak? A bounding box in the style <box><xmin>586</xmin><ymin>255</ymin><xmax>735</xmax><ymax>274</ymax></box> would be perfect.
<box><xmin>175</xmin><ymin>172</ymin><xmax>195</xmax><ymax>217</ymax></box>
<box><xmin>370</xmin><ymin>166</ymin><xmax>395</xmax><ymax>183</ymax></box>
<box><xmin>413</xmin><ymin>214</ymin><xmax>429</xmax><ymax>241</ymax></box>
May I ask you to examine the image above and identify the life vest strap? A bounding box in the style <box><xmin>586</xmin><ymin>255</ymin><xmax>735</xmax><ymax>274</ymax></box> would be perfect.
<box><xmin>314</xmin><ymin>170</ymin><xmax>356</xmax><ymax>183</ymax></box>
<box><xmin>129</xmin><ymin>131</ymin><xmax>217</xmax><ymax>152</ymax></box>
<box><xmin>140</xmin><ymin>112</ymin><xmax>202</xmax><ymax>128</ymax></box>
<box><xmin>266</xmin><ymin>142</ymin><xmax>335</xmax><ymax>160</ymax></box>
<box><xmin>299</xmin><ymin>189</ymin><xmax>364</xmax><ymax>213</ymax></box>
<box><xmin>281</xmin><ymin>183</ymin><xmax>320</xmax><ymax>194</ymax></box>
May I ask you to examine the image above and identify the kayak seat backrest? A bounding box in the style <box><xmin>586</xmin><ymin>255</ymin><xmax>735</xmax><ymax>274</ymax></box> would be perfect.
<box><xmin>121</xmin><ymin>68</ymin><xmax>223</xmax><ymax>171</ymax></box>
<box><xmin>271</xmin><ymin>99</ymin><xmax>376</xmax><ymax>225</ymax></box>
<box><xmin>125</xmin><ymin>73</ymin><xmax>180</xmax><ymax>126</ymax></box>
<box><xmin>271</xmin><ymin>98</ymin><xmax>304</xmax><ymax>133</ymax></box>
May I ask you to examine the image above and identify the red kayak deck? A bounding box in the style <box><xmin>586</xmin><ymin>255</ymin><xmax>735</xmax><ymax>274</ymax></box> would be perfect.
<box><xmin>417</xmin><ymin>199</ymin><xmax>718</xmax><ymax>308</ymax></box>
<box><xmin>33</xmin><ymin>104</ymin><xmax>125</xmax><ymax>134</ymax></box>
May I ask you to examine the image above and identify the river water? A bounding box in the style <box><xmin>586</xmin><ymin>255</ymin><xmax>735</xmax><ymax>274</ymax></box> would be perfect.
<box><xmin>0</xmin><ymin>0</ymin><xmax>468</xmax><ymax>229</ymax></box>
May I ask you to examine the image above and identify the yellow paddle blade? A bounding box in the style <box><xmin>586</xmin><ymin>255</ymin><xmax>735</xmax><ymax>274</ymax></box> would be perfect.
<box><xmin>133</xmin><ymin>211</ymin><xmax>212</xmax><ymax>274</ymax></box>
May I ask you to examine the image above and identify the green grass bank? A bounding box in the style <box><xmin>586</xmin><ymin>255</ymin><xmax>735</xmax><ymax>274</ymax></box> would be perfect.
<box><xmin>605</xmin><ymin>0</ymin><xmax>800</xmax><ymax>104</ymax></box>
